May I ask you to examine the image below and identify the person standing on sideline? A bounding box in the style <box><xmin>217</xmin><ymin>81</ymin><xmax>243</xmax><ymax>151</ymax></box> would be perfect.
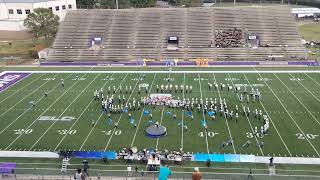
<box><xmin>74</xmin><ymin>169</ymin><xmax>83</xmax><ymax>180</ymax></box>
<box><xmin>269</xmin><ymin>157</ymin><xmax>274</xmax><ymax>166</ymax></box>
<box><xmin>158</xmin><ymin>165</ymin><xmax>172</xmax><ymax>180</ymax></box>
<box><xmin>247</xmin><ymin>168</ymin><xmax>253</xmax><ymax>180</ymax></box>
<box><xmin>192</xmin><ymin>167</ymin><xmax>202</xmax><ymax>180</ymax></box>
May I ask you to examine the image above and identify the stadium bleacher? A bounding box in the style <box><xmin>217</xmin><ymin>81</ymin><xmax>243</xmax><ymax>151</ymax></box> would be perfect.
<box><xmin>48</xmin><ymin>5</ymin><xmax>306</xmax><ymax>62</ymax></box>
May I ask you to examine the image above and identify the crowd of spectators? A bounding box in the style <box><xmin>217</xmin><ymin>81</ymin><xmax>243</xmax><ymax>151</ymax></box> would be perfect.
<box><xmin>215</xmin><ymin>28</ymin><xmax>244</xmax><ymax>48</ymax></box>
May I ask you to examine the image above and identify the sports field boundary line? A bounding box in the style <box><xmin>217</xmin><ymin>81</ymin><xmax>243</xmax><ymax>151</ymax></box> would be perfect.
<box><xmin>4</xmin><ymin>70</ymin><xmax>320</xmax><ymax>74</ymax></box>
<box><xmin>0</xmin><ymin>72</ymin><xmax>32</xmax><ymax>93</ymax></box>
<box><xmin>0</xmin><ymin>74</ymin><xmax>44</xmax><ymax>104</ymax></box>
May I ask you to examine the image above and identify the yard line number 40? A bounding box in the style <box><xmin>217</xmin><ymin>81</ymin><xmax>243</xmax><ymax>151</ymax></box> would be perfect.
<box><xmin>101</xmin><ymin>130</ymin><xmax>122</xmax><ymax>136</ymax></box>
<box><xmin>198</xmin><ymin>131</ymin><xmax>219</xmax><ymax>137</ymax></box>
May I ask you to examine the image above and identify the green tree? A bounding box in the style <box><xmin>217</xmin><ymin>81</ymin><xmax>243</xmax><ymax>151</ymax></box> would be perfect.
<box><xmin>77</xmin><ymin>0</ymin><xmax>96</xmax><ymax>8</ymax></box>
<box><xmin>24</xmin><ymin>8</ymin><xmax>59</xmax><ymax>38</ymax></box>
<box><xmin>100</xmin><ymin>0</ymin><xmax>115</xmax><ymax>8</ymax></box>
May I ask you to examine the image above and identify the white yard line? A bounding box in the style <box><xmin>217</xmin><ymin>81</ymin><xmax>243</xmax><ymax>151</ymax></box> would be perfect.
<box><xmin>211</xmin><ymin>73</ymin><xmax>236</xmax><ymax>154</ymax></box>
<box><xmin>53</xmin><ymin>74</ymin><xmax>118</xmax><ymax>151</ymax></box>
<box><xmin>243</xmin><ymin>73</ymin><xmax>292</xmax><ymax>157</ymax></box>
<box><xmin>103</xmin><ymin>73</ymin><xmax>142</xmax><ymax>151</ymax></box>
<box><xmin>4</xmin><ymin>70</ymin><xmax>320</xmax><ymax>74</ymax></box>
<box><xmin>198</xmin><ymin>73</ymin><xmax>210</xmax><ymax>154</ymax></box>
<box><xmin>155</xmin><ymin>106</ymin><xmax>165</xmax><ymax>151</ymax></box>
<box><xmin>226</xmin><ymin>73</ymin><xmax>264</xmax><ymax>156</ymax></box>
<box><xmin>0</xmin><ymin>74</ymin><xmax>70</xmax><ymax>135</ymax></box>
<box><xmin>78</xmin><ymin>73</ymin><xmax>127</xmax><ymax>151</ymax></box>
<box><xmin>180</xmin><ymin>73</ymin><xmax>186</xmax><ymax>150</ymax></box>
<box><xmin>130</xmin><ymin>73</ymin><xmax>157</xmax><ymax>147</ymax></box>
<box><xmin>0</xmin><ymin>74</ymin><xmax>53</xmax><ymax>119</ymax></box>
<box><xmin>0</xmin><ymin>74</ymin><xmax>45</xmax><ymax>104</ymax></box>
<box><xmin>4</xmin><ymin>72</ymin><xmax>91</xmax><ymax>150</ymax></box>
<box><xmin>254</xmin><ymin>72</ymin><xmax>320</xmax><ymax>157</ymax></box>
<box><xmin>28</xmin><ymin>73</ymin><xmax>100</xmax><ymax>151</ymax></box>
<box><xmin>305</xmin><ymin>73</ymin><xmax>320</xmax><ymax>88</ymax></box>
<box><xmin>286</xmin><ymin>73</ymin><xmax>320</xmax><ymax>126</ymax></box>
<box><xmin>155</xmin><ymin>72</ymin><xmax>171</xmax><ymax>150</ymax></box>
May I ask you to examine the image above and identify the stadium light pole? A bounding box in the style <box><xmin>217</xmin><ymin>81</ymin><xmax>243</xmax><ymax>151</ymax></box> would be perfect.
<box><xmin>115</xmin><ymin>0</ymin><xmax>118</xmax><ymax>9</ymax></box>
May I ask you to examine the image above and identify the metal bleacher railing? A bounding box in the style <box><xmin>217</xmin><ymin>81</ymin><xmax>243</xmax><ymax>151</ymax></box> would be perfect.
<box><xmin>3</xmin><ymin>169</ymin><xmax>320</xmax><ymax>180</ymax></box>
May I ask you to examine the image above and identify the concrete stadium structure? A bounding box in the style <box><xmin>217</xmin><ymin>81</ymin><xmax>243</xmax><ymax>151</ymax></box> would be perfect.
<box><xmin>0</xmin><ymin>0</ymin><xmax>76</xmax><ymax>31</ymax></box>
<box><xmin>48</xmin><ymin>5</ymin><xmax>307</xmax><ymax>62</ymax></box>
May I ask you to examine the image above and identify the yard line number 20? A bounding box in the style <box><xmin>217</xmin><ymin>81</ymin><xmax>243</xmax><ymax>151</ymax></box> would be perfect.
<box><xmin>296</xmin><ymin>133</ymin><xmax>319</xmax><ymax>140</ymax></box>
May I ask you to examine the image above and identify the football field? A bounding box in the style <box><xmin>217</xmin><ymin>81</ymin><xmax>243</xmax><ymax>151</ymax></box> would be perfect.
<box><xmin>0</xmin><ymin>69</ymin><xmax>320</xmax><ymax>158</ymax></box>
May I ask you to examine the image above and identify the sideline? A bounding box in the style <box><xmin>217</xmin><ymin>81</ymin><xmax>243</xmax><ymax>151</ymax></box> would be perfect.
<box><xmin>3</xmin><ymin>70</ymin><xmax>320</xmax><ymax>74</ymax></box>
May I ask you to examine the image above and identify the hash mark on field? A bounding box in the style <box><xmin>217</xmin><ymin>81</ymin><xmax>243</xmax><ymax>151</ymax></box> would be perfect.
<box><xmin>29</xmin><ymin>73</ymin><xmax>100</xmax><ymax>150</ymax></box>
<box><xmin>3</xmin><ymin>72</ymin><xmax>87</xmax><ymax>150</ymax></box>
<box><xmin>212</xmin><ymin>73</ymin><xmax>236</xmax><ymax>154</ymax></box>
<box><xmin>0</xmin><ymin>74</ymin><xmax>45</xmax><ymax>105</ymax></box>
<box><xmin>180</xmin><ymin>73</ymin><xmax>186</xmax><ymax>151</ymax></box>
<box><xmin>0</xmin><ymin>74</ymin><xmax>66</xmax><ymax>135</ymax></box>
<box><xmin>104</xmin><ymin>73</ymin><xmax>142</xmax><ymax>151</ymax></box>
<box><xmin>198</xmin><ymin>74</ymin><xmax>210</xmax><ymax>154</ymax></box>
<box><xmin>156</xmin><ymin>72</ymin><xmax>171</xmax><ymax>150</ymax></box>
<box><xmin>256</xmin><ymin>72</ymin><xmax>319</xmax><ymax>157</ymax></box>
<box><xmin>243</xmin><ymin>73</ymin><xmax>292</xmax><ymax>157</ymax></box>
<box><xmin>130</xmin><ymin>73</ymin><xmax>157</xmax><ymax>147</ymax></box>
<box><xmin>78</xmin><ymin>73</ymin><xmax>126</xmax><ymax>151</ymax></box>
<box><xmin>0</xmin><ymin>74</ymin><xmax>57</xmax><ymax>122</ymax></box>
<box><xmin>285</xmin><ymin>73</ymin><xmax>320</xmax><ymax>126</ymax></box>
<box><xmin>227</xmin><ymin>73</ymin><xmax>264</xmax><ymax>156</ymax></box>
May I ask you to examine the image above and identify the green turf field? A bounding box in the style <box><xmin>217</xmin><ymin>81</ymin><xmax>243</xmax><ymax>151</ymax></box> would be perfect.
<box><xmin>0</xmin><ymin>70</ymin><xmax>320</xmax><ymax>158</ymax></box>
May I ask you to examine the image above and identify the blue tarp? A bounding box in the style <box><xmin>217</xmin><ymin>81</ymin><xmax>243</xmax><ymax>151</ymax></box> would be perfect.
<box><xmin>71</xmin><ymin>151</ymin><xmax>117</xmax><ymax>159</ymax></box>
<box><xmin>193</xmin><ymin>153</ymin><xmax>255</xmax><ymax>163</ymax></box>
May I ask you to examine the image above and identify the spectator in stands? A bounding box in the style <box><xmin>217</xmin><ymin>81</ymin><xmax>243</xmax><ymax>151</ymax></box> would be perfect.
<box><xmin>215</xmin><ymin>28</ymin><xmax>243</xmax><ymax>48</ymax></box>
<box><xmin>158</xmin><ymin>165</ymin><xmax>172</xmax><ymax>180</ymax></box>
<box><xmin>192</xmin><ymin>167</ymin><xmax>202</xmax><ymax>180</ymax></box>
